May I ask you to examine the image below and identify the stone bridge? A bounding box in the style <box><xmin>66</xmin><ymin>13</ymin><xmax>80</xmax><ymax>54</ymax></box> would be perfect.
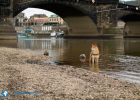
<box><xmin>0</xmin><ymin>0</ymin><xmax>140</xmax><ymax>39</ymax></box>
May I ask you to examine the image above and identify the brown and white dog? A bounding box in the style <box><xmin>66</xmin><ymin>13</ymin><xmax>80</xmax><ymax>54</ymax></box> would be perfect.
<box><xmin>89</xmin><ymin>43</ymin><xmax>100</xmax><ymax>64</ymax></box>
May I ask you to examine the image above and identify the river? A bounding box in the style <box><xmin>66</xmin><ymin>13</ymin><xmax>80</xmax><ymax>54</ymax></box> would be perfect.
<box><xmin>0</xmin><ymin>36</ymin><xmax>140</xmax><ymax>83</ymax></box>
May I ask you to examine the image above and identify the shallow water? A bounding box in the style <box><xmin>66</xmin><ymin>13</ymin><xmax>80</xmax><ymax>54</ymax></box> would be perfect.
<box><xmin>1</xmin><ymin>36</ymin><xmax>140</xmax><ymax>83</ymax></box>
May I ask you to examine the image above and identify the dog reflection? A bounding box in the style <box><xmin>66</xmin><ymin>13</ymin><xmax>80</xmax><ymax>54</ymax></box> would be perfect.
<box><xmin>89</xmin><ymin>63</ymin><xmax>100</xmax><ymax>73</ymax></box>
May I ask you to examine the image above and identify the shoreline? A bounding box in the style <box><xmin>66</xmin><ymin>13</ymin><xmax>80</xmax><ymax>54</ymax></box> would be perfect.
<box><xmin>0</xmin><ymin>34</ymin><xmax>140</xmax><ymax>40</ymax></box>
<box><xmin>0</xmin><ymin>47</ymin><xmax>139</xmax><ymax>99</ymax></box>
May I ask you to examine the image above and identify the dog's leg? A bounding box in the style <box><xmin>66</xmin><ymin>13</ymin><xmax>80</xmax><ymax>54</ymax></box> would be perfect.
<box><xmin>91</xmin><ymin>55</ymin><xmax>95</xmax><ymax>64</ymax></box>
<box><xmin>95</xmin><ymin>55</ymin><xmax>99</xmax><ymax>64</ymax></box>
<box><xmin>89</xmin><ymin>53</ymin><xmax>92</xmax><ymax>64</ymax></box>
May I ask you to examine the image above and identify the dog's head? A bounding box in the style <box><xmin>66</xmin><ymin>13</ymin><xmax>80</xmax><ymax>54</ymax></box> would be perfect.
<box><xmin>91</xmin><ymin>43</ymin><xmax>97</xmax><ymax>51</ymax></box>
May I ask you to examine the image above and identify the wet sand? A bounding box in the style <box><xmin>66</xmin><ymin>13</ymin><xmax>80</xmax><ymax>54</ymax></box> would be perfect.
<box><xmin>0</xmin><ymin>47</ymin><xmax>139</xmax><ymax>100</ymax></box>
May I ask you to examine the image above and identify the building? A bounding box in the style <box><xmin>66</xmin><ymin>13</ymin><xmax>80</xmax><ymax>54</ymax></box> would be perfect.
<box><xmin>14</xmin><ymin>13</ymin><xmax>28</xmax><ymax>33</ymax></box>
<box><xmin>48</xmin><ymin>15</ymin><xmax>64</xmax><ymax>24</ymax></box>
<box><xmin>14</xmin><ymin>13</ymin><xmax>67</xmax><ymax>34</ymax></box>
<box><xmin>28</xmin><ymin>14</ymin><xmax>49</xmax><ymax>26</ymax></box>
<box><xmin>14</xmin><ymin>13</ymin><xmax>27</xmax><ymax>27</ymax></box>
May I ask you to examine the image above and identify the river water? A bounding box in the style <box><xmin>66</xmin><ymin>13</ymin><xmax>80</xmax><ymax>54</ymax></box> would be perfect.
<box><xmin>1</xmin><ymin>36</ymin><xmax>140</xmax><ymax>83</ymax></box>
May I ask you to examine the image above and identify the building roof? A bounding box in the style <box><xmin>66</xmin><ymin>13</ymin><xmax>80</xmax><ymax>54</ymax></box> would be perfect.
<box><xmin>49</xmin><ymin>15</ymin><xmax>59</xmax><ymax>18</ymax></box>
<box><xmin>30</xmin><ymin>14</ymin><xmax>48</xmax><ymax>18</ymax></box>
<box><xmin>32</xmin><ymin>18</ymin><xmax>48</xmax><ymax>22</ymax></box>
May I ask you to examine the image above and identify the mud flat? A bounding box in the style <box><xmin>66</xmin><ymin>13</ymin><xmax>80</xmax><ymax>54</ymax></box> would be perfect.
<box><xmin>0</xmin><ymin>47</ymin><xmax>139</xmax><ymax>100</ymax></box>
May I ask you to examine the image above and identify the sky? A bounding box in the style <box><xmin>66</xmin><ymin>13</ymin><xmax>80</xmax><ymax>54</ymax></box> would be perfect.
<box><xmin>119</xmin><ymin>0</ymin><xmax>139</xmax><ymax>6</ymax></box>
<box><xmin>22</xmin><ymin>8</ymin><xmax>56</xmax><ymax>18</ymax></box>
<box><xmin>120</xmin><ymin>0</ymin><xmax>137</xmax><ymax>2</ymax></box>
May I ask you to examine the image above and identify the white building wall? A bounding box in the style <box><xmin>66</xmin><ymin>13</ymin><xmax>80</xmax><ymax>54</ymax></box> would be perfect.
<box><xmin>42</xmin><ymin>26</ymin><xmax>52</xmax><ymax>31</ymax></box>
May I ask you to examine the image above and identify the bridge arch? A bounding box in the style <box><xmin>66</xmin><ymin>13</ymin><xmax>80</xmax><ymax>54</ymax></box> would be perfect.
<box><xmin>14</xmin><ymin>1</ymin><xmax>99</xmax><ymax>36</ymax></box>
<box><xmin>119</xmin><ymin>14</ymin><xmax>140</xmax><ymax>22</ymax></box>
<box><xmin>118</xmin><ymin>14</ymin><xmax>140</xmax><ymax>36</ymax></box>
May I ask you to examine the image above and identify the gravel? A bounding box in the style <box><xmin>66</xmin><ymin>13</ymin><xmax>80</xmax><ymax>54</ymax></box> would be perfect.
<box><xmin>0</xmin><ymin>47</ymin><xmax>139</xmax><ymax>100</ymax></box>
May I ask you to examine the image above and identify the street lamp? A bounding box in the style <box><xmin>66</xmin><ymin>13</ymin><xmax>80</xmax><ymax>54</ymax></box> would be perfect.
<box><xmin>92</xmin><ymin>0</ymin><xmax>95</xmax><ymax>4</ymax></box>
<box><xmin>136</xmin><ymin>7</ymin><xmax>139</xmax><ymax>10</ymax></box>
<box><xmin>126</xmin><ymin>6</ymin><xmax>129</xmax><ymax>9</ymax></box>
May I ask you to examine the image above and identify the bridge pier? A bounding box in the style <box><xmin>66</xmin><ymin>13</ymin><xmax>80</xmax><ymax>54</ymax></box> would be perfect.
<box><xmin>0</xmin><ymin>18</ymin><xmax>17</xmax><ymax>40</ymax></box>
<box><xmin>64</xmin><ymin>16</ymin><xmax>99</xmax><ymax>37</ymax></box>
<box><xmin>124</xmin><ymin>22</ymin><xmax>140</xmax><ymax>37</ymax></box>
<box><xmin>0</xmin><ymin>0</ymin><xmax>17</xmax><ymax>40</ymax></box>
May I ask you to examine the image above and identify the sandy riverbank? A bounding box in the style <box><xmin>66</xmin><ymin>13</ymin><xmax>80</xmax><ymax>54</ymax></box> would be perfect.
<box><xmin>0</xmin><ymin>47</ymin><xmax>139</xmax><ymax>100</ymax></box>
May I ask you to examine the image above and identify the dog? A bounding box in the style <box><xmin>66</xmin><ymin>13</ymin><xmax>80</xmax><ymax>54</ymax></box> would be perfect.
<box><xmin>89</xmin><ymin>43</ymin><xmax>100</xmax><ymax>64</ymax></box>
<box><xmin>79</xmin><ymin>54</ymin><xmax>86</xmax><ymax>63</ymax></box>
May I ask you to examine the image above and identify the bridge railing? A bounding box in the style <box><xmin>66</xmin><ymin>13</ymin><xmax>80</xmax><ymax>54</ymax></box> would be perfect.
<box><xmin>118</xmin><ymin>3</ymin><xmax>140</xmax><ymax>12</ymax></box>
<box><xmin>14</xmin><ymin>0</ymin><xmax>35</xmax><ymax>4</ymax></box>
<box><xmin>15</xmin><ymin>0</ymin><xmax>117</xmax><ymax>5</ymax></box>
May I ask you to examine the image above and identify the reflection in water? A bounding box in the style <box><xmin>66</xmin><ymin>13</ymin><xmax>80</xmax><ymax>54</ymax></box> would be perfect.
<box><xmin>18</xmin><ymin>38</ymin><xmax>63</xmax><ymax>50</ymax></box>
<box><xmin>0</xmin><ymin>36</ymin><xmax>140</xmax><ymax>83</ymax></box>
<box><xmin>89</xmin><ymin>63</ymin><xmax>100</xmax><ymax>73</ymax></box>
<box><xmin>17</xmin><ymin>37</ymin><xmax>128</xmax><ymax>68</ymax></box>
<box><xmin>0</xmin><ymin>40</ymin><xmax>17</xmax><ymax>48</ymax></box>
<box><xmin>16</xmin><ymin>36</ymin><xmax>140</xmax><ymax>83</ymax></box>
<box><xmin>18</xmin><ymin>37</ymin><xmax>65</xmax><ymax>64</ymax></box>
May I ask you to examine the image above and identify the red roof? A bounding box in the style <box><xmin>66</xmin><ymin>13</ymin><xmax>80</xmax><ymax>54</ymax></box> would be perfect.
<box><xmin>33</xmin><ymin>18</ymin><xmax>48</xmax><ymax>23</ymax></box>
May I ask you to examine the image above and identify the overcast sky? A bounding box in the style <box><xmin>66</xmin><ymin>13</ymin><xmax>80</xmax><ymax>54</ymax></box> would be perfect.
<box><xmin>119</xmin><ymin>0</ymin><xmax>139</xmax><ymax>6</ymax></box>
<box><xmin>120</xmin><ymin>0</ymin><xmax>137</xmax><ymax>1</ymax></box>
<box><xmin>22</xmin><ymin>8</ymin><xmax>56</xmax><ymax>18</ymax></box>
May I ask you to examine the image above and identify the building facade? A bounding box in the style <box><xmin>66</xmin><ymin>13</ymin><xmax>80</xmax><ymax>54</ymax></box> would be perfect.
<box><xmin>14</xmin><ymin>13</ymin><xmax>27</xmax><ymax>27</ymax></box>
<box><xmin>28</xmin><ymin>14</ymin><xmax>49</xmax><ymax>26</ymax></box>
<box><xmin>14</xmin><ymin>13</ymin><xmax>67</xmax><ymax>34</ymax></box>
<box><xmin>48</xmin><ymin>15</ymin><xmax>64</xmax><ymax>24</ymax></box>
